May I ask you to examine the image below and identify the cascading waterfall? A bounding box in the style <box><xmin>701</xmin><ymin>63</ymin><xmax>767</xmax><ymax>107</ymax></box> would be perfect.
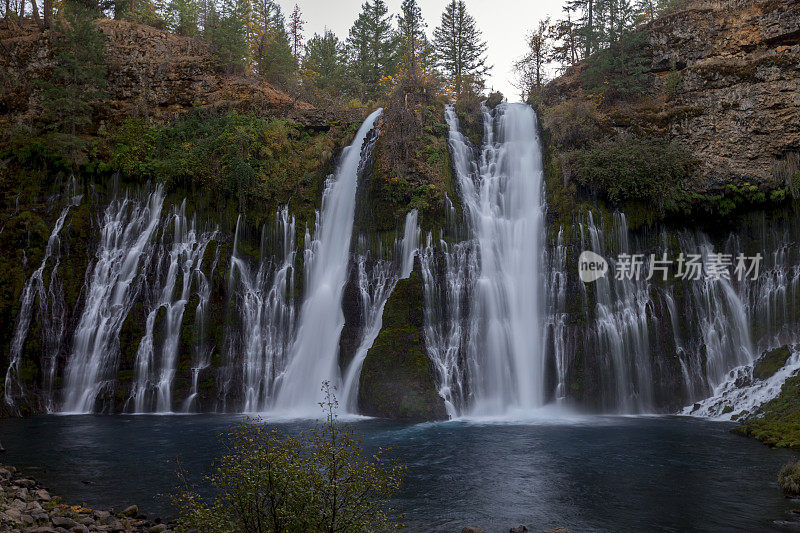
<box><xmin>419</xmin><ymin>235</ymin><xmax>476</xmax><ymax>417</ymax></box>
<box><xmin>445</xmin><ymin>103</ymin><xmax>547</xmax><ymax>415</ymax></box>
<box><xmin>341</xmin><ymin>209</ymin><xmax>420</xmax><ymax>412</ymax></box>
<box><xmin>273</xmin><ymin>109</ymin><xmax>382</xmax><ymax>414</ymax></box>
<box><xmin>61</xmin><ymin>187</ymin><xmax>164</xmax><ymax>413</ymax></box>
<box><xmin>546</xmin><ymin>228</ymin><xmax>569</xmax><ymax>402</ymax></box>
<box><xmin>581</xmin><ymin>212</ymin><xmax>654</xmax><ymax>412</ymax></box>
<box><xmin>228</xmin><ymin>209</ymin><xmax>297</xmax><ymax>413</ymax></box>
<box><xmin>4</xmin><ymin>182</ymin><xmax>82</xmax><ymax>410</ymax></box>
<box><xmin>182</xmin><ymin>243</ymin><xmax>218</xmax><ymax>413</ymax></box>
<box><xmin>128</xmin><ymin>201</ymin><xmax>216</xmax><ymax>413</ymax></box>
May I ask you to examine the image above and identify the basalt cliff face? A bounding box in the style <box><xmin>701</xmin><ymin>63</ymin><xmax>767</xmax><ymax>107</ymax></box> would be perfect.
<box><xmin>542</xmin><ymin>0</ymin><xmax>800</xmax><ymax>197</ymax></box>
<box><xmin>0</xmin><ymin>19</ymin><xmax>356</xmax><ymax>128</ymax></box>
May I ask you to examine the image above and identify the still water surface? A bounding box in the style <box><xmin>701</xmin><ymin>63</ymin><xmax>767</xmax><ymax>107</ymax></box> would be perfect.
<box><xmin>2</xmin><ymin>414</ymin><xmax>797</xmax><ymax>532</ymax></box>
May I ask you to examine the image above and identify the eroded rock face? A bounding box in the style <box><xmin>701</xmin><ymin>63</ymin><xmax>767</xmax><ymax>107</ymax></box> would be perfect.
<box><xmin>0</xmin><ymin>19</ymin><xmax>360</xmax><ymax>127</ymax></box>
<box><xmin>543</xmin><ymin>0</ymin><xmax>800</xmax><ymax>192</ymax></box>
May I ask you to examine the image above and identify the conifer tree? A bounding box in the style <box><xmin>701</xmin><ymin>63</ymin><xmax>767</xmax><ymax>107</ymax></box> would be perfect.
<box><xmin>346</xmin><ymin>0</ymin><xmax>395</xmax><ymax>98</ymax></box>
<box><xmin>38</xmin><ymin>1</ymin><xmax>107</xmax><ymax>138</ymax></box>
<box><xmin>432</xmin><ymin>0</ymin><xmax>490</xmax><ymax>96</ymax></box>
<box><xmin>513</xmin><ymin>17</ymin><xmax>551</xmax><ymax>102</ymax></box>
<box><xmin>249</xmin><ymin>0</ymin><xmax>294</xmax><ymax>86</ymax></box>
<box><xmin>288</xmin><ymin>4</ymin><xmax>304</xmax><ymax>61</ymax></box>
<box><xmin>302</xmin><ymin>30</ymin><xmax>348</xmax><ymax>98</ymax></box>
<box><xmin>165</xmin><ymin>0</ymin><xmax>198</xmax><ymax>36</ymax></box>
<box><xmin>396</xmin><ymin>0</ymin><xmax>427</xmax><ymax>77</ymax></box>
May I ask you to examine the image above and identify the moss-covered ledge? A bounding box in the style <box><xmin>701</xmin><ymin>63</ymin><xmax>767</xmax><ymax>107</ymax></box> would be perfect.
<box><xmin>357</xmin><ymin>269</ymin><xmax>447</xmax><ymax>422</ymax></box>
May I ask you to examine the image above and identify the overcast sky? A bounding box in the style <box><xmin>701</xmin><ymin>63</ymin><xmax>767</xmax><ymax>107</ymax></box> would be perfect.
<box><xmin>274</xmin><ymin>0</ymin><xmax>565</xmax><ymax>101</ymax></box>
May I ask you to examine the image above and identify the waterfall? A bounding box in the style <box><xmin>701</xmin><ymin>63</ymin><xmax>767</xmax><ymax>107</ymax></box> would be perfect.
<box><xmin>582</xmin><ymin>212</ymin><xmax>654</xmax><ymax>412</ymax></box>
<box><xmin>182</xmin><ymin>241</ymin><xmax>217</xmax><ymax>413</ymax></box>
<box><xmin>273</xmin><ymin>109</ymin><xmax>382</xmax><ymax>414</ymax></box>
<box><xmin>228</xmin><ymin>209</ymin><xmax>297</xmax><ymax>413</ymax></box>
<box><xmin>546</xmin><ymin>228</ymin><xmax>569</xmax><ymax>402</ymax></box>
<box><xmin>445</xmin><ymin>103</ymin><xmax>547</xmax><ymax>415</ymax></box>
<box><xmin>420</xmin><ymin>235</ymin><xmax>476</xmax><ymax>417</ymax></box>
<box><xmin>61</xmin><ymin>187</ymin><xmax>164</xmax><ymax>413</ymax></box>
<box><xmin>128</xmin><ymin>201</ymin><xmax>216</xmax><ymax>413</ymax></box>
<box><xmin>4</xmin><ymin>183</ymin><xmax>81</xmax><ymax>410</ymax></box>
<box><xmin>340</xmin><ymin>209</ymin><xmax>420</xmax><ymax>412</ymax></box>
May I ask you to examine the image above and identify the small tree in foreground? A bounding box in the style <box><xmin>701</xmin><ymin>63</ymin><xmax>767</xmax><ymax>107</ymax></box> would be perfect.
<box><xmin>173</xmin><ymin>382</ymin><xmax>405</xmax><ymax>532</ymax></box>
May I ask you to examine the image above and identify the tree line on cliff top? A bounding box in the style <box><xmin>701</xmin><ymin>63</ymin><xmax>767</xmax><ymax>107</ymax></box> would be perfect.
<box><xmin>2</xmin><ymin>0</ymin><xmax>687</xmax><ymax>107</ymax></box>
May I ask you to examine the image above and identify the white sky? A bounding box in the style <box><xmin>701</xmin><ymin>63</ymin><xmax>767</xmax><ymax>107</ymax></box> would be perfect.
<box><xmin>275</xmin><ymin>0</ymin><xmax>565</xmax><ymax>101</ymax></box>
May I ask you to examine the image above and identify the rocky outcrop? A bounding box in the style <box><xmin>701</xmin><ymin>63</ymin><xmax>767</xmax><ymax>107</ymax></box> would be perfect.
<box><xmin>542</xmin><ymin>0</ymin><xmax>800</xmax><ymax>193</ymax></box>
<box><xmin>0</xmin><ymin>19</ymin><xmax>362</xmax><ymax>128</ymax></box>
<box><xmin>0</xmin><ymin>463</ymin><xmax>169</xmax><ymax>532</ymax></box>
<box><xmin>358</xmin><ymin>268</ymin><xmax>448</xmax><ymax>421</ymax></box>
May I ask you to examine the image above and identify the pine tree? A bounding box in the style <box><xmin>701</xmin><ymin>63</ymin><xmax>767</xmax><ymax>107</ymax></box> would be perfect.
<box><xmin>38</xmin><ymin>1</ymin><xmax>107</xmax><ymax>138</ymax></box>
<box><xmin>288</xmin><ymin>4</ymin><xmax>304</xmax><ymax>61</ymax></box>
<box><xmin>346</xmin><ymin>0</ymin><xmax>395</xmax><ymax>99</ymax></box>
<box><xmin>249</xmin><ymin>0</ymin><xmax>294</xmax><ymax>85</ymax></box>
<box><xmin>165</xmin><ymin>0</ymin><xmax>198</xmax><ymax>36</ymax></box>
<box><xmin>205</xmin><ymin>0</ymin><xmax>249</xmax><ymax>73</ymax></box>
<box><xmin>302</xmin><ymin>30</ymin><xmax>348</xmax><ymax>98</ymax></box>
<box><xmin>432</xmin><ymin>0</ymin><xmax>490</xmax><ymax>96</ymax></box>
<box><xmin>396</xmin><ymin>0</ymin><xmax>427</xmax><ymax>77</ymax></box>
<box><xmin>513</xmin><ymin>17</ymin><xmax>551</xmax><ymax>102</ymax></box>
<box><xmin>550</xmin><ymin>11</ymin><xmax>582</xmax><ymax>69</ymax></box>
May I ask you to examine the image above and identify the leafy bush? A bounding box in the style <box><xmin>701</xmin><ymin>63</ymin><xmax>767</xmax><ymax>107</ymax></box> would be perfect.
<box><xmin>540</xmin><ymin>99</ymin><xmax>602</xmax><ymax>152</ymax></box>
<box><xmin>581</xmin><ymin>31</ymin><xmax>652</xmax><ymax>104</ymax></box>
<box><xmin>567</xmin><ymin>135</ymin><xmax>695</xmax><ymax>213</ymax></box>
<box><xmin>173</xmin><ymin>384</ymin><xmax>404</xmax><ymax>533</ymax></box>
<box><xmin>780</xmin><ymin>461</ymin><xmax>800</xmax><ymax>495</ymax></box>
<box><xmin>107</xmin><ymin>111</ymin><xmax>350</xmax><ymax>219</ymax></box>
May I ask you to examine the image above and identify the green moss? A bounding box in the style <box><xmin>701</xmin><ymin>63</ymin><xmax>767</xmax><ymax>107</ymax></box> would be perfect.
<box><xmin>733</xmin><ymin>371</ymin><xmax>800</xmax><ymax>448</ymax></box>
<box><xmin>753</xmin><ymin>346</ymin><xmax>792</xmax><ymax>381</ymax></box>
<box><xmin>358</xmin><ymin>271</ymin><xmax>447</xmax><ymax>421</ymax></box>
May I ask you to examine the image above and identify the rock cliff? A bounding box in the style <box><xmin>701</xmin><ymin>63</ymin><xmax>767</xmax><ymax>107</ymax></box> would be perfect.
<box><xmin>0</xmin><ymin>19</ymin><xmax>359</xmax><ymax>128</ymax></box>
<box><xmin>542</xmin><ymin>0</ymin><xmax>800</xmax><ymax>197</ymax></box>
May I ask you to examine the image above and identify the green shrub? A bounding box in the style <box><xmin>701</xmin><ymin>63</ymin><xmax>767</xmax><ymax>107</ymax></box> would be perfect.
<box><xmin>581</xmin><ymin>31</ymin><xmax>652</xmax><ymax>104</ymax></box>
<box><xmin>173</xmin><ymin>383</ymin><xmax>404</xmax><ymax>533</ymax></box>
<box><xmin>107</xmin><ymin>110</ymin><xmax>349</xmax><ymax>221</ymax></box>
<box><xmin>567</xmin><ymin>135</ymin><xmax>695</xmax><ymax>213</ymax></box>
<box><xmin>665</xmin><ymin>69</ymin><xmax>683</xmax><ymax>99</ymax></box>
<box><xmin>779</xmin><ymin>461</ymin><xmax>800</xmax><ymax>495</ymax></box>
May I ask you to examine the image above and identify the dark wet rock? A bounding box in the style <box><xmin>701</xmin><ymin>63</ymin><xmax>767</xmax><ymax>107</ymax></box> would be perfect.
<box><xmin>358</xmin><ymin>268</ymin><xmax>448</xmax><ymax>421</ymax></box>
<box><xmin>50</xmin><ymin>516</ymin><xmax>77</xmax><ymax>528</ymax></box>
<box><xmin>0</xmin><ymin>463</ymin><xmax>165</xmax><ymax>532</ymax></box>
<box><xmin>510</xmin><ymin>526</ymin><xmax>528</xmax><ymax>533</ymax></box>
<box><xmin>461</xmin><ymin>527</ymin><xmax>487</xmax><ymax>533</ymax></box>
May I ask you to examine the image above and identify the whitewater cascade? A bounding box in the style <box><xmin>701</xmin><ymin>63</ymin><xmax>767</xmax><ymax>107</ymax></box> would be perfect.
<box><xmin>4</xmin><ymin>181</ymin><xmax>82</xmax><ymax>410</ymax></box>
<box><xmin>340</xmin><ymin>209</ymin><xmax>420</xmax><ymax>412</ymax></box>
<box><xmin>273</xmin><ymin>109</ymin><xmax>382</xmax><ymax>413</ymax></box>
<box><xmin>127</xmin><ymin>201</ymin><xmax>216</xmax><ymax>413</ymax></box>
<box><xmin>61</xmin><ymin>187</ymin><xmax>165</xmax><ymax>413</ymax></box>
<box><xmin>443</xmin><ymin>103</ymin><xmax>547</xmax><ymax>415</ymax></box>
<box><xmin>579</xmin><ymin>212</ymin><xmax>654</xmax><ymax>412</ymax></box>
<box><xmin>226</xmin><ymin>209</ymin><xmax>297</xmax><ymax>413</ymax></box>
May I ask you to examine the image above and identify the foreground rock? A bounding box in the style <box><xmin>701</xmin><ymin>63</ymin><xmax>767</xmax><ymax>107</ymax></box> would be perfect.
<box><xmin>0</xmin><ymin>464</ymin><xmax>171</xmax><ymax>533</ymax></box>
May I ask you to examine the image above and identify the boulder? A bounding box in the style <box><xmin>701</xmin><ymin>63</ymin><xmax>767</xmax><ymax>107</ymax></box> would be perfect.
<box><xmin>122</xmin><ymin>505</ymin><xmax>138</xmax><ymax>518</ymax></box>
<box><xmin>50</xmin><ymin>516</ymin><xmax>78</xmax><ymax>528</ymax></box>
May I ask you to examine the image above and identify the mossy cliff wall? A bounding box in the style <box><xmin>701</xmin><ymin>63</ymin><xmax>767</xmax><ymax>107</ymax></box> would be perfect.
<box><xmin>358</xmin><ymin>269</ymin><xmax>447</xmax><ymax>421</ymax></box>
